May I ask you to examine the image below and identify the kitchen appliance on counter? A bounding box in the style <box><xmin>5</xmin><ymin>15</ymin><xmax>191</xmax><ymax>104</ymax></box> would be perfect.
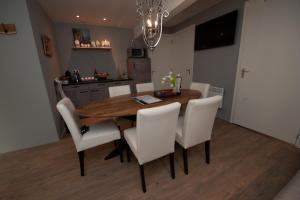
<box><xmin>127</xmin><ymin>57</ymin><xmax>151</xmax><ymax>87</ymax></box>
<box><xmin>61</xmin><ymin>69</ymin><xmax>81</xmax><ymax>83</ymax></box>
<box><xmin>127</xmin><ymin>48</ymin><xmax>146</xmax><ymax>58</ymax></box>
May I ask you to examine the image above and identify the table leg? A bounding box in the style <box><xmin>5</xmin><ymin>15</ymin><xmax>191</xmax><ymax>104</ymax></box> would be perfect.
<box><xmin>105</xmin><ymin>139</ymin><xmax>127</xmax><ymax>160</ymax></box>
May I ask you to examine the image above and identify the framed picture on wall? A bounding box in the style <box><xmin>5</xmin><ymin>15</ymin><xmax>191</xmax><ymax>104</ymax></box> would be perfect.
<box><xmin>41</xmin><ymin>35</ymin><xmax>52</xmax><ymax>57</ymax></box>
<box><xmin>72</xmin><ymin>28</ymin><xmax>91</xmax><ymax>45</ymax></box>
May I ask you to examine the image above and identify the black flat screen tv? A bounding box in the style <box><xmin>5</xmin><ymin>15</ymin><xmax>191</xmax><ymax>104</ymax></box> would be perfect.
<box><xmin>194</xmin><ymin>10</ymin><xmax>238</xmax><ymax>51</ymax></box>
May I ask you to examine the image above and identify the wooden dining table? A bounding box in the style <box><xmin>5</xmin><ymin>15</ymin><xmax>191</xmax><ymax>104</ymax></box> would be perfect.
<box><xmin>76</xmin><ymin>89</ymin><xmax>201</xmax><ymax>160</ymax></box>
<box><xmin>77</xmin><ymin>89</ymin><xmax>201</xmax><ymax>124</ymax></box>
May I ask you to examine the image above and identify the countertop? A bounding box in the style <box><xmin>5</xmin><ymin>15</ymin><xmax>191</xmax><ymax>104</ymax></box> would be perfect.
<box><xmin>62</xmin><ymin>78</ymin><xmax>133</xmax><ymax>86</ymax></box>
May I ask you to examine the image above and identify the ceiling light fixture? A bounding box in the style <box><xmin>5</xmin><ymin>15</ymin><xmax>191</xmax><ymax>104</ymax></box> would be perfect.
<box><xmin>136</xmin><ymin>0</ymin><xmax>169</xmax><ymax>51</ymax></box>
<box><xmin>76</xmin><ymin>15</ymin><xmax>80</xmax><ymax>18</ymax></box>
<box><xmin>103</xmin><ymin>18</ymin><xmax>107</xmax><ymax>21</ymax></box>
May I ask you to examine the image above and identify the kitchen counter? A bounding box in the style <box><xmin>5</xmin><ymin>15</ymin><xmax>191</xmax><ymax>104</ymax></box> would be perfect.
<box><xmin>60</xmin><ymin>78</ymin><xmax>134</xmax><ymax>107</ymax></box>
<box><xmin>62</xmin><ymin>78</ymin><xmax>133</xmax><ymax>86</ymax></box>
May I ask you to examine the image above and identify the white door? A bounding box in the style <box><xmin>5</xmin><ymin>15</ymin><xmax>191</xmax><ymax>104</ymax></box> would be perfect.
<box><xmin>232</xmin><ymin>0</ymin><xmax>300</xmax><ymax>144</ymax></box>
<box><xmin>171</xmin><ymin>25</ymin><xmax>195</xmax><ymax>89</ymax></box>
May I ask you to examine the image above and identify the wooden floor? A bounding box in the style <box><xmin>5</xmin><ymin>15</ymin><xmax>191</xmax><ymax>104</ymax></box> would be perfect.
<box><xmin>1</xmin><ymin>119</ymin><xmax>300</xmax><ymax>200</ymax></box>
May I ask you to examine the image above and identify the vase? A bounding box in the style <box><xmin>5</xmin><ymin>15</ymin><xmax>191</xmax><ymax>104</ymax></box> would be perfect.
<box><xmin>172</xmin><ymin>86</ymin><xmax>177</xmax><ymax>93</ymax></box>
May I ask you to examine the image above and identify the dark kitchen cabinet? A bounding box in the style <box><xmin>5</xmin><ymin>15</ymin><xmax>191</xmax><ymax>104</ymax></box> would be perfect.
<box><xmin>63</xmin><ymin>85</ymin><xmax>90</xmax><ymax>107</ymax></box>
<box><xmin>107</xmin><ymin>80</ymin><xmax>135</xmax><ymax>93</ymax></box>
<box><xmin>77</xmin><ymin>90</ymin><xmax>90</xmax><ymax>106</ymax></box>
<box><xmin>61</xmin><ymin>80</ymin><xmax>133</xmax><ymax>107</ymax></box>
<box><xmin>89</xmin><ymin>83</ymin><xmax>107</xmax><ymax>102</ymax></box>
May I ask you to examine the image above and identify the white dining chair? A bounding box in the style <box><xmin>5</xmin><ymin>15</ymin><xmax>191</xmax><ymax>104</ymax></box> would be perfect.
<box><xmin>136</xmin><ymin>82</ymin><xmax>154</xmax><ymax>93</ymax></box>
<box><xmin>54</xmin><ymin>78</ymin><xmax>66</xmax><ymax>99</ymax></box>
<box><xmin>190</xmin><ymin>82</ymin><xmax>210</xmax><ymax>98</ymax></box>
<box><xmin>56</xmin><ymin>97</ymin><xmax>121</xmax><ymax>176</ymax></box>
<box><xmin>176</xmin><ymin>95</ymin><xmax>222</xmax><ymax>174</ymax></box>
<box><xmin>124</xmin><ymin>102</ymin><xmax>181</xmax><ymax>192</ymax></box>
<box><xmin>108</xmin><ymin>84</ymin><xmax>135</xmax><ymax>126</ymax></box>
<box><xmin>108</xmin><ymin>85</ymin><xmax>131</xmax><ymax>97</ymax></box>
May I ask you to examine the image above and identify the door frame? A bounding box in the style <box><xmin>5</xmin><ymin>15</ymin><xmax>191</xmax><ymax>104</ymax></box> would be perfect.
<box><xmin>230</xmin><ymin>1</ymin><xmax>249</xmax><ymax>123</ymax></box>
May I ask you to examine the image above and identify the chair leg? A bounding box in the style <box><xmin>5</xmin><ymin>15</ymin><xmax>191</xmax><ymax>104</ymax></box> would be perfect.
<box><xmin>169</xmin><ymin>153</ymin><xmax>175</xmax><ymax>179</ymax></box>
<box><xmin>116</xmin><ymin>125</ymin><xmax>124</xmax><ymax>163</ymax></box>
<box><xmin>182</xmin><ymin>148</ymin><xmax>188</xmax><ymax>175</ymax></box>
<box><xmin>118</xmin><ymin>140</ymin><xmax>124</xmax><ymax>163</ymax></box>
<box><xmin>205</xmin><ymin>140</ymin><xmax>210</xmax><ymax>164</ymax></box>
<box><xmin>139</xmin><ymin>165</ymin><xmax>146</xmax><ymax>193</ymax></box>
<box><xmin>113</xmin><ymin>140</ymin><xmax>118</xmax><ymax>147</ymax></box>
<box><xmin>126</xmin><ymin>143</ymin><xmax>131</xmax><ymax>162</ymax></box>
<box><xmin>78</xmin><ymin>151</ymin><xmax>85</xmax><ymax>176</ymax></box>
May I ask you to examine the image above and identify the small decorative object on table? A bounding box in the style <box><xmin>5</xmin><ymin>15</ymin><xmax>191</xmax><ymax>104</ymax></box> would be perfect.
<box><xmin>161</xmin><ymin>71</ymin><xmax>181</xmax><ymax>93</ymax></box>
<box><xmin>155</xmin><ymin>71</ymin><xmax>182</xmax><ymax>98</ymax></box>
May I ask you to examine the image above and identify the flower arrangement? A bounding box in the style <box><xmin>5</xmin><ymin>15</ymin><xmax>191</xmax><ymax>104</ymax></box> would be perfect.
<box><xmin>161</xmin><ymin>71</ymin><xmax>179</xmax><ymax>87</ymax></box>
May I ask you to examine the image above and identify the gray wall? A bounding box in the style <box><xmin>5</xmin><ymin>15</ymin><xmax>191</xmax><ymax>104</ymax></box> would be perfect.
<box><xmin>171</xmin><ymin>0</ymin><xmax>245</xmax><ymax>121</ymax></box>
<box><xmin>26</xmin><ymin>0</ymin><xmax>64</xmax><ymax>137</ymax></box>
<box><xmin>54</xmin><ymin>23</ymin><xmax>134</xmax><ymax>78</ymax></box>
<box><xmin>0</xmin><ymin>0</ymin><xmax>59</xmax><ymax>153</ymax></box>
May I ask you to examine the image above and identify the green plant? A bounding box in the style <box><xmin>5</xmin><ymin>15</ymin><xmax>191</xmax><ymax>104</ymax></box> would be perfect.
<box><xmin>161</xmin><ymin>71</ymin><xmax>179</xmax><ymax>87</ymax></box>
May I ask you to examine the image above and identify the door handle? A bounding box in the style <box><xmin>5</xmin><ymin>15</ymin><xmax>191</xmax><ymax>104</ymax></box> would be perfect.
<box><xmin>151</xmin><ymin>70</ymin><xmax>155</xmax><ymax>76</ymax></box>
<box><xmin>186</xmin><ymin>68</ymin><xmax>191</xmax><ymax>75</ymax></box>
<box><xmin>80</xmin><ymin>91</ymin><xmax>89</xmax><ymax>94</ymax></box>
<box><xmin>241</xmin><ymin>68</ymin><xmax>250</xmax><ymax>78</ymax></box>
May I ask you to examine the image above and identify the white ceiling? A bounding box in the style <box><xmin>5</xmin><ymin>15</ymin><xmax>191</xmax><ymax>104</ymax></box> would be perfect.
<box><xmin>37</xmin><ymin>0</ymin><xmax>138</xmax><ymax>28</ymax></box>
<box><xmin>164</xmin><ymin>0</ymin><xmax>224</xmax><ymax>27</ymax></box>
<box><xmin>37</xmin><ymin>0</ymin><xmax>223</xmax><ymax>29</ymax></box>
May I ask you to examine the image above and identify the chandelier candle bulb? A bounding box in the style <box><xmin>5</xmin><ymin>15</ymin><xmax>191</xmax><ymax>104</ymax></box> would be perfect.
<box><xmin>147</xmin><ymin>19</ymin><xmax>152</xmax><ymax>27</ymax></box>
<box><xmin>136</xmin><ymin>0</ymin><xmax>169</xmax><ymax>51</ymax></box>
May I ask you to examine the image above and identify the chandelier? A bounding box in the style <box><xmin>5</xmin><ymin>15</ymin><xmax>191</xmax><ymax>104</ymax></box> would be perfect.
<box><xmin>136</xmin><ymin>0</ymin><xmax>169</xmax><ymax>51</ymax></box>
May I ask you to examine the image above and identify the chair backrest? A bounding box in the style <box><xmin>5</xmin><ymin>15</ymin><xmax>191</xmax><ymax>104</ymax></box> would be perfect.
<box><xmin>136</xmin><ymin>102</ymin><xmax>181</xmax><ymax>165</ymax></box>
<box><xmin>190</xmin><ymin>82</ymin><xmax>210</xmax><ymax>98</ymax></box>
<box><xmin>54</xmin><ymin>78</ymin><xmax>66</xmax><ymax>99</ymax></box>
<box><xmin>56</xmin><ymin>98</ymin><xmax>82</xmax><ymax>151</ymax></box>
<box><xmin>108</xmin><ymin>85</ymin><xmax>131</xmax><ymax>97</ymax></box>
<box><xmin>182</xmin><ymin>95</ymin><xmax>222</xmax><ymax>149</ymax></box>
<box><xmin>136</xmin><ymin>82</ymin><xmax>154</xmax><ymax>93</ymax></box>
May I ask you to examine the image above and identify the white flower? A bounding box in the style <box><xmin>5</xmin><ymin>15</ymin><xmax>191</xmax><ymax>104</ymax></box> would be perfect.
<box><xmin>162</xmin><ymin>77</ymin><xmax>166</xmax><ymax>81</ymax></box>
<box><xmin>161</xmin><ymin>80</ymin><xmax>165</xmax><ymax>84</ymax></box>
<box><xmin>169</xmin><ymin>71</ymin><xmax>173</xmax><ymax>75</ymax></box>
<box><xmin>170</xmin><ymin>84</ymin><xmax>173</xmax><ymax>87</ymax></box>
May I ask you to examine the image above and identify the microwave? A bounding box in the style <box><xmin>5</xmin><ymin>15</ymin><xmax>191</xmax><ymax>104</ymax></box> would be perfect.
<box><xmin>127</xmin><ymin>48</ymin><xmax>146</xmax><ymax>58</ymax></box>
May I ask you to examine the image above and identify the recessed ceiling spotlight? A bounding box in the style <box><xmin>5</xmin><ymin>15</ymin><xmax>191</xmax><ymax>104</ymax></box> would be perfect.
<box><xmin>76</xmin><ymin>15</ymin><xmax>80</xmax><ymax>18</ymax></box>
<box><xmin>103</xmin><ymin>18</ymin><xmax>107</xmax><ymax>21</ymax></box>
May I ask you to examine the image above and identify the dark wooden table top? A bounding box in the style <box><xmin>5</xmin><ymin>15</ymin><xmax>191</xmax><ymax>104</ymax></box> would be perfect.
<box><xmin>77</xmin><ymin>89</ymin><xmax>201</xmax><ymax>125</ymax></box>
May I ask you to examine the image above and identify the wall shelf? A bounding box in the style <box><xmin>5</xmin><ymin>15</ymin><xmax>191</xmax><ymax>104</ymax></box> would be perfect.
<box><xmin>72</xmin><ymin>47</ymin><xmax>112</xmax><ymax>50</ymax></box>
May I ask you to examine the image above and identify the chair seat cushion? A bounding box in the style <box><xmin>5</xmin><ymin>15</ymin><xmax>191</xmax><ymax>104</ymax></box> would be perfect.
<box><xmin>176</xmin><ymin>116</ymin><xmax>185</xmax><ymax>148</ymax></box>
<box><xmin>78</xmin><ymin>120</ymin><xmax>121</xmax><ymax>151</ymax></box>
<box><xmin>124</xmin><ymin>127</ymin><xmax>138</xmax><ymax>159</ymax></box>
